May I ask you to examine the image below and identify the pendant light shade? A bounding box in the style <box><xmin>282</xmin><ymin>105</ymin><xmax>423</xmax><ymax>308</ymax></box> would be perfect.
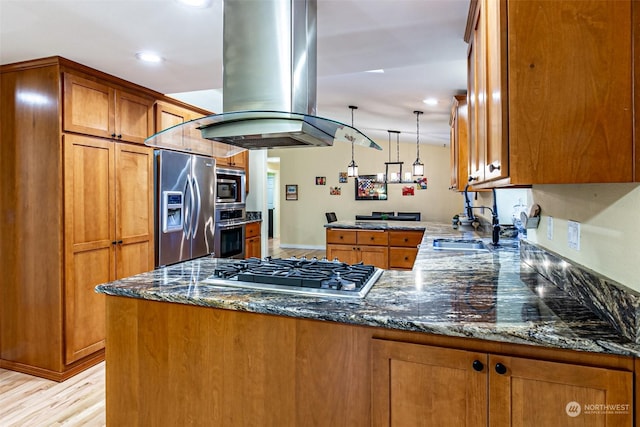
<box><xmin>412</xmin><ymin>110</ymin><xmax>424</xmax><ymax>176</ymax></box>
<box><xmin>347</xmin><ymin>105</ymin><xmax>359</xmax><ymax>177</ymax></box>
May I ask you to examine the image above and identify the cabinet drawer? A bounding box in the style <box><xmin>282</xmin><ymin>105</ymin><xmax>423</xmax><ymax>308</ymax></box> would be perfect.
<box><xmin>389</xmin><ymin>247</ymin><xmax>418</xmax><ymax>270</ymax></box>
<box><xmin>357</xmin><ymin>230</ymin><xmax>388</xmax><ymax>246</ymax></box>
<box><xmin>326</xmin><ymin>229</ymin><xmax>357</xmax><ymax>245</ymax></box>
<box><xmin>388</xmin><ymin>230</ymin><xmax>424</xmax><ymax>247</ymax></box>
<box><xmin>245</xmin><ymin>221</ymin><xmax>261</xmax><ymax>238</ymax></box>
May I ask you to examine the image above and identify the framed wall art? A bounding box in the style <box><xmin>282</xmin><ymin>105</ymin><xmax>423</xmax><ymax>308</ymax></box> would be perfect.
<box><xmin>285</xmin><ymin>184</ymin><xmax>298</xmax><ymax>200</ymax></box>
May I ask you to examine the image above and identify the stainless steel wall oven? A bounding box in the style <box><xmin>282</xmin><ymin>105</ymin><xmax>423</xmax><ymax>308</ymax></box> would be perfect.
<box><xmin>214</xmin><ymin>207</ymin><xmax>246</xmax><ymax>259</ymax></box>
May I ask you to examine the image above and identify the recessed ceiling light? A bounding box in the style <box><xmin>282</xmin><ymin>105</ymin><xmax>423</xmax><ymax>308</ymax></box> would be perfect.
<box><xmin>175</xmin><ymin>0</ymin><xmax>212</xmax><ymax>8</ymax></box>
<box><xmin>365</xmin><ymin>69</ymin><xmax>384</xmax><ymax>74</ymax></box>
<box><xmin>135</xmin><ymin>51</ymin><xmax>164</xmax><ymax>63</ymax></box>
<box><xmin>423</xmin><ymin>98</ymin><xmax>438</xmax><ymax>106</ymax></box>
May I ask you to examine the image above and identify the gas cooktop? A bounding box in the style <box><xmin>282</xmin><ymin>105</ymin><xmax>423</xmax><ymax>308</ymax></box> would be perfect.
<box><xmin>201</xmin><ymin>257</ymin><xmax>383</xmax><ymax>298</ymax></box>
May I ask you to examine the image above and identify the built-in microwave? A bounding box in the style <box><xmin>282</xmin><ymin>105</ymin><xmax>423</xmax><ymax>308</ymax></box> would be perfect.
<box><xmin>215</xmin><ymin>167</ymin><xmax>245</xmax><ymax>205</ymax></box>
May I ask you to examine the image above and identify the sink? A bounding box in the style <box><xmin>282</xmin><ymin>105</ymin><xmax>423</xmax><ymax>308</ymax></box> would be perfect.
<box><xmin>432</xmin><ymin>238</ymin><xmax>488</xmax><ymax>251</ymax></box>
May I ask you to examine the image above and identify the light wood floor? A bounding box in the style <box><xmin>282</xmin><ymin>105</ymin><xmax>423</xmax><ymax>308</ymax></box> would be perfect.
<box><xmin>0</xmin><ymin>239</ymin><xmax>324</xmax><ymax>426</ymax></box>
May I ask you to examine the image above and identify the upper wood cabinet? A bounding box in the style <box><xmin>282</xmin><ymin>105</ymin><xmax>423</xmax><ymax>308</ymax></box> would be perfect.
<box><xmin>465</xmin><ymin>0</ymin><xmax>636</xmax><ymax>186</ymax></box>
<box><xmin>155</xmin><ymin>101</ymin><xmax>216</xmax><ymax>155</ymax></box>
<box><xmin>216</xmin><ymin>150</ymin><xmax>248</xmax><ymax>168</ymax></box>
<box><xmin>63</xmin><ymin>73</ymin><xmax>154</xmax><ymax>144</ymax></box>
<box><xmin>450</xmin><ymin>94</ymin><xmax>469</xmax><ymax>191</ymax></box>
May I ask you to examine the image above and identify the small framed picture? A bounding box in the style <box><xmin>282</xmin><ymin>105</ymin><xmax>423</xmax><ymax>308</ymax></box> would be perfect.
<box><xmin>339</xmin><ymin>172</ymin><xmax>348</xmax><ymax>183</ymax></box>
<box><xmin>285</xmin><ymin>184</ymin><xmax>298</xmax><ymax>200</ymax></box>
<box><xmin>315</xmin><ymin>176</ymin><xmax>326</xmax><ymax>185</ymax></box>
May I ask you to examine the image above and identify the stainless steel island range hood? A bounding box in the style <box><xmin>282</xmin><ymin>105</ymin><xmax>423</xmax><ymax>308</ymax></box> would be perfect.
<box><xmin>145</xmin><ymin>0</ymin><xmax>380</xmax><ymax>156</ymax></box>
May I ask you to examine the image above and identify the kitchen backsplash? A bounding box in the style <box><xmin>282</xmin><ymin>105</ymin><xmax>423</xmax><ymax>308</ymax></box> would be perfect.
<box><xmin>521</xmin><ymin>240</ymin><xmax>640</xmax><ymax>344</ymax></box>
<box><xmin>246</xmin><ymin>211</ymin><xmax>262</xmax><ymax>221</ymax></box>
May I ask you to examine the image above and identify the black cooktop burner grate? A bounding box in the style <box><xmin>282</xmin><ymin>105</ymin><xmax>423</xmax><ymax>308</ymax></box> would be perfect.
<box><xmin>210</xmin><ymin>257</ymin><xmax>381</xmax><ymax>296</ymax></box>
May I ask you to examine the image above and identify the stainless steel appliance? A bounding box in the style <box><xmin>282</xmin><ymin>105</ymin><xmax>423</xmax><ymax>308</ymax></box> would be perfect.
<box><xmin>215</xmin><ymin>167</ymin><xmax>245</xmax><ymax>206</ymax></box>
<box><xmin>214</xmin><ymin>206</ymin><xmax>246</xmax><ymax>259</ymax></box>
<box><xmin>202</xmin><ymin>257</ymin><xmax>383</xmax><ymax>298</ymax></box>
<box><xmin>156</xmin><ymin>150</ymin><xmax>216</xmax><ymax>267</ymax></box>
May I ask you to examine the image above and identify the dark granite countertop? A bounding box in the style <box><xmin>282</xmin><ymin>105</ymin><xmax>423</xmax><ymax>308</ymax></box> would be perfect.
<box><xmin>96</xmin><ymin>222</ymin><xmax>640</xmax><ymax>357</ymax></box>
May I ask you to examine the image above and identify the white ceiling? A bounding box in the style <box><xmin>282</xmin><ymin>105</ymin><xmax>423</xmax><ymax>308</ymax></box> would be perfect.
<box><xmin>0</xmin><ymin>0</ymin><xmax>470</xmax><ymax>147</ymax></box>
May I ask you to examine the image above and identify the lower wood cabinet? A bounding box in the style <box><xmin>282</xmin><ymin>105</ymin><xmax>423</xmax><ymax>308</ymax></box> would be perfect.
<box><xmin>388</xmin><ymin>230</ymin><xmax>423</xmax><ymax>270</ymax></box>
<box><xmin>326</xmin><ymin>229</ymin><xmax>389</xmax><ymax>268</ymax></box>
<box><xmin>372</xmin><ymin>339</ymin><xmax>633</xmax><ymax>427</ymax></box>
<box><xmin>105</xmin><ymin>298</ymin><xmax>636</xmax><ymax>426</ymax></box>
<box><xmin>64</xmin><ymin>135</ymin><xmax>154</xmax><ymax>364</ymax></box>
<box><xmin>326</xmin><ymin>228</ymin><xmax>425</xmax><ymax>270</ymax></box>
<box><xmin>245</xmin><ymin>221</ymin><xmax>261</xmax><ymax>259</ymax></box>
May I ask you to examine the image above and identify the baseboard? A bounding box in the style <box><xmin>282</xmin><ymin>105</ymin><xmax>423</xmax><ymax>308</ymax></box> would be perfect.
<box><xmin>278</xmin><ymin>243</ymin><xmax>325</xmax><ymax>250</ymax></box>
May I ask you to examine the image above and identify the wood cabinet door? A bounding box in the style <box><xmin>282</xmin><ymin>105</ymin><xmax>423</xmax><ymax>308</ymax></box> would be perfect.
<box><xmin>245</xmin><ymin>236</ymin><xmax>261</xmax><ymax>259</ymax></box>
<box><xmin>115</xmin><ymin>143</ymin><xmax>154</xmax><ymax>278</ymax></box>
<box><xmin>483</xmin><ymin>0</ymin><xmax>508</xmax><ymax>182</ymax></box>
<box><xmin>468</xmin><ymin>1</ymin><xmax>486</xmax><ymax>183</ymax></box>
<box><xmin>372</xmin><ymin>339</ymin><xmax>488</xmax><ymax>427</ymax></box>
<box><xmin>388</xmin><ymin>247</ymin><xmax>418</xmax><ymax>270</ymax></box>
<box><xmin>359</xmin><ymin>246</ymin><xmax>388</xmax><ymax>269</ymax></box>
<box><xmin>507</xmin><ymin>0</ymin><xmax>632</xmax><ymax>184</ymax></box>
<box><xmin>63</xmin><ymin>135</ymin><xmax>115</xmax><ymax>364</ymax></box>
<box><xmin>489</xmin><ymin>354</ymin><xmax>633</xmax><ymax>427</ymax></box>
<box><xmin>326</xmin><ymin>244</ymin><xmax>358</xmax><ymax>264</ymax></box>
<box><xmin>63</xmin><ymin>73</ymin><xmax>114</xmax><ymax>139</ymax></box>
<box><xmin>115</xmin><ymin>90</ymin><xmax>154</xmax><ymax>144</ymax></box>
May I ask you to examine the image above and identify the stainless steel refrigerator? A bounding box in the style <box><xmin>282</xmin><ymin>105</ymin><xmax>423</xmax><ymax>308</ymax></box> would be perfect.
<box><xmin>155</xmin><ymin>150</ymin><xmax>216</xmax><ymax>267</ymax></box>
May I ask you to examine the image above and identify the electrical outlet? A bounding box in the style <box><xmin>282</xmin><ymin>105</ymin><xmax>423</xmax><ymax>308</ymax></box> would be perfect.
<box><xmin>567</xmin><ymin>220</ymin><xmax>580</xmax><ymax>250</ymax></box>
<box><xmin>547</xmin><ymin>216</ymin><xmax>553</xmax><ymax>240</ymax></box>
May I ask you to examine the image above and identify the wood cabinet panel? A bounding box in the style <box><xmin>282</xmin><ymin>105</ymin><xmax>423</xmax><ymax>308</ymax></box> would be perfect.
<box><xmin>357</xmin><ymin>230</ymin><xmax>388</xmax><ymax>246</ymax></box>
<box><xmin>63</xmin><ymin>135</ymin><xmax>115</xmax><ymax>364</ymax></box>
<box><xmin>489</xmin><ymin>354</ymin><xmax>633</xmax><ymax>426</ymax></box>
<box><xmin>372</xmin><ymin>339</ymin><xmax>487</xmax><ymax>427</ymax></box>
<box><xmin>389</xmin><ymin>247</ymin><xmax>419</xmax><ymax>270</ymax></box>
<box><xmin>115</xmin><ymin>90</ymin><xmax>154</xmax><ymax>144</ymax></box>
<box><xmin>326</xmin><ymin>244</ymin><xmax>360</xmax><ymax>264</ymax></box>
<box><xmin>326</xmin><ymin>229</ymin><xmax>357</xmax><ymax>245</ymax></box>
<box><xmin>388</xmin><ymin>230</ymin><xmax>423</xmax><ymax>247</ymax></box>
<box><xmin>63</xmin><ymin>73</ymin><xmax>113</xmax><ymax>138</ymax></box>
<box><xmin>450</xmin><ymin>94</ymin><xmax>469</xmax><ymax>191</ymax></box>
<box><xmin>245</xmin><ymin>221</ymin><xmax>261</xmax><ymax>238</ymax></box>
<box><xmin>115</xmin><ymin>144</ymin><xmax>154</xmax><ymax>277</ymax></box>
<box><xmin>359</xmin><ymin>246</ymin><xmax>388</xmax><ymax>269</ymax></box>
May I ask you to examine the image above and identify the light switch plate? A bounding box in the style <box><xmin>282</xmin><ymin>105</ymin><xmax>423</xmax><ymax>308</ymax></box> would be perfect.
<box><xmin>568</xmin><ymin>220</ymin><xmax>580</xmax><ymax>250</ymax></box>
<box><xmin>547</xmin><ymin>216</ymin><xmax>553</xmax><ymax>240</ymax></box>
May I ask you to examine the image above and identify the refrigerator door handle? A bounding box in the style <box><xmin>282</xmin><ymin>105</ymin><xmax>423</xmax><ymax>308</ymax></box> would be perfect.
<box><xmin>183</xmin><ymin>175</ymin><xmax>191</xmax><ymax>239</ymax></box>
<box><xmin>187</xmin><ymin>174</ymin><xmax>196</xmax><ymax>239</ymax></box>
<box><xmin>191</xmin><ymin>176</ymin><xmax>202</xmax><ymax>240</ymax></box>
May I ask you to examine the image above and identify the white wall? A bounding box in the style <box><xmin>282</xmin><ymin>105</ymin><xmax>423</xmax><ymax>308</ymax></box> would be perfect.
<box><xmin>269</xmin><ymin>140</ymin><xmax>461</xmax><ymax>248</ymax></box>
<box><xmin>527</xmin><ymin>184</ymin><xmax>640</xmax><ymax>292</ymax></box>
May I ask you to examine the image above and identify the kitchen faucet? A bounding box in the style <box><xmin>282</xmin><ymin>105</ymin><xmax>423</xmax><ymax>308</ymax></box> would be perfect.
<box><xmin>463</xmin><ymin>179</ymin><xmax>500</xmax><ymax>246</ymax></box>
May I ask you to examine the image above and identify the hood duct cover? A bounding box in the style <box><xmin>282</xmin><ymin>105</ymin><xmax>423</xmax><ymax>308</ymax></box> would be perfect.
<box><xmin>145</xmin><ymin>0</ymin><xmax>380</xmax><ymax>155</ymax></box>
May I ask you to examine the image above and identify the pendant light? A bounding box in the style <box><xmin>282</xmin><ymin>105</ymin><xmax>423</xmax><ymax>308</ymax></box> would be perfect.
<box><xmin>347</xmin><ymin>105</ymin><xmax>359</xmax><ymax>177</ymax></box>
<box><xmin>385</xmin><ymin>130</ymin><xmax>403</xmax><ymax>183</ymax></box>
<box><xmin>412</xmin><ymin>110</ymin><xmax>424</xmax><ymax>176</ymax></box>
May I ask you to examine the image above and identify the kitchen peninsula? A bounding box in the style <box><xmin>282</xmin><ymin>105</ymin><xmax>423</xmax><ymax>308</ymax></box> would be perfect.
<box><xmin>97</xmin><ymin>222</ymin><xmax>638</xmax><ymax>426</ymax></box>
